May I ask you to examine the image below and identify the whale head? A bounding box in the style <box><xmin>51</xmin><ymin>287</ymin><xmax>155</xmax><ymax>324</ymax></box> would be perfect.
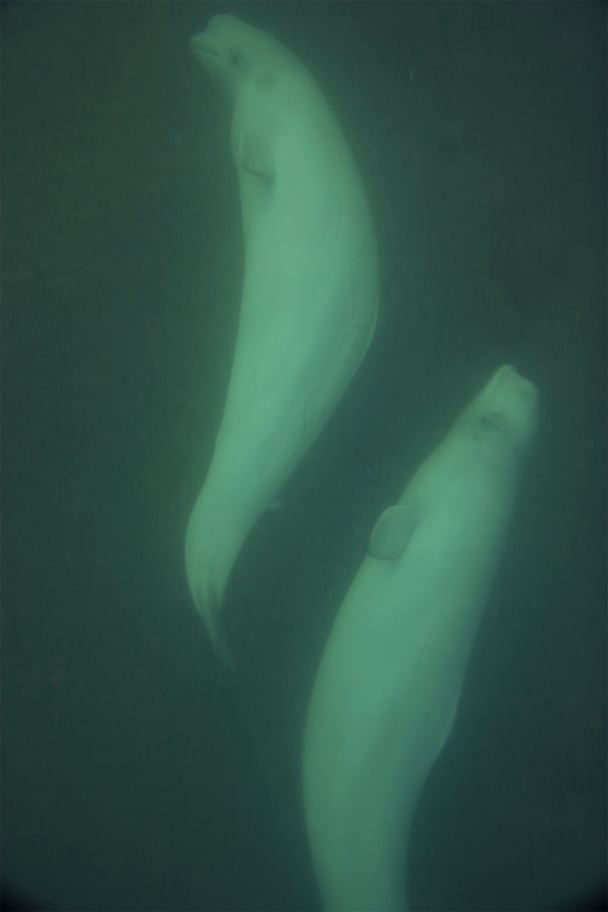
<box><xmin>190</xmin><ymin>15</ymin><xmax>289</xmax><ymax>100</ymax></box>
<box><xmin>453</xmin><ymin>364</ymin><xmax>540</xmax><ymax>480</ymax></box>
<box><xmin>473</xmin><ymin>364</ymin><xmax>538</xmax><ymax>443</ymax></box>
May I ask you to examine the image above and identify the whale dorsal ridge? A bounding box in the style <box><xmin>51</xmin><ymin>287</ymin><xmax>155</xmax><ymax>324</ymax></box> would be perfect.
<box><xmin>368</xmin><ymin>503</ymin><xmax>418</xmax><ymax>561</ymax></box>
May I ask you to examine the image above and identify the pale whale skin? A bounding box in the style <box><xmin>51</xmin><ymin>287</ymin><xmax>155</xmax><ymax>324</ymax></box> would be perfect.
<box><xmin>186</xmin><ymin>15</ymin><xmax>379</xmax><ymax>662</ymax></box>
<box><xmin>302</xmin><ymin>365</ymin><xmax>539</xmax><ymax>911</ymax></box>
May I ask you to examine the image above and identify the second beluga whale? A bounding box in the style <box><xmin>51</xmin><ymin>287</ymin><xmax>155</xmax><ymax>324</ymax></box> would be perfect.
<box><xmin>185</xmin><ymin>15</ymin><xmax>379</xmax><ymax>664</ymax></box>
<box><xmin>302</xmin><ymin>365</ymin><xmax>539</xmax><ymax>911</ymax></box>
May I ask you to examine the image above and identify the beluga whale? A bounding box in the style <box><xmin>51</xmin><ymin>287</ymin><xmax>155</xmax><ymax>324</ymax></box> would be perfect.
<box><xmin>186</xmin><ymin>15</ymin><xmax>379</xmax><ymax>664</ymax></box>
<box><xmin>302</xmin><ymin>365</ymin><xmax>539</xmax><ymax>911</ymax></box>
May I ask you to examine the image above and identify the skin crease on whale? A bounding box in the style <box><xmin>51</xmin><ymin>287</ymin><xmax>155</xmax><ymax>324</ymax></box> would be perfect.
<box><xmin>185</xmin><ymin>15</ymin><xmax>379</xmax><ymax>665</ymax></box>
<box><xmin>302</xmin><ymin>365</ymin><xmax>539</xmax><ymax>912</ymax></box>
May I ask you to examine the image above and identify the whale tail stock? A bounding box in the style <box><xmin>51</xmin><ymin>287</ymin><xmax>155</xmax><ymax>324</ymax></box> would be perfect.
<box><xmin>193</xmin><ymin>582</ymin><xmax>236</xmax><ymax>671</ymax></box>
<box><xmin>185</xmin><ymin>494</ymin><xmax>239</xmax><ymax>670</ymax></box>
<box><xmin>208</xmin><ymin>611</ymin><xmax>236</xmax><ymax>671</ymax></box>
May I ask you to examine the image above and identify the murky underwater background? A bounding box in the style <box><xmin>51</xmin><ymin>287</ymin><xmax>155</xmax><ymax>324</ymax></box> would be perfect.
<box><xmin>1</xmin><ymin>1</ymin><xmax>606</xmax><ymax>910</ymax></box>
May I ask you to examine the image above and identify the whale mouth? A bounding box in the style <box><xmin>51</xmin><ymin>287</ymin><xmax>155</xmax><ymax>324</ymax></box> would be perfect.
<box><xmin>190</xmin><ymin>36</ymin><xmax>221</xmax><ymax>59</ymax></box>
<box><xmin>198</xmin><ymin>46</ymin><xmax>220</xmax><ymax>58</ymax></box>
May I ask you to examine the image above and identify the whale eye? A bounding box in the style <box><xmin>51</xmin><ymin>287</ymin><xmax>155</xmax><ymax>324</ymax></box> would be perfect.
<box><xmin>229</xmin><ymin>48</ymin><xmax>243</xmax><ymax>67</ymax></box>
<box><xmin>479</xmin><ymin>410</ymin><xmax>502</xmax><ymax>432</ymax></box>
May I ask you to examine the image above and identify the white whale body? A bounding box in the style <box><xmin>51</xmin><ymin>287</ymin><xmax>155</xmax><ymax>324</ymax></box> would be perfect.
<box><xmin>302</xmin><ymin>364</ymin><xmax>539</xmax><ymax>911</ymax></box>
<box><xmin>185</xmin><ymin>15</ymin><xmax>379</xmax><ymax>663</ymax></box>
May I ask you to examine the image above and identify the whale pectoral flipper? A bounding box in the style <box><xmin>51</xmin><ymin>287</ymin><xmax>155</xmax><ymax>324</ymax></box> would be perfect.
<box><xmin>368</xmin><ymin>502</ymin><xmax>418</xmax><ymax>561</ymax></box>
<box><xmin>239</xmin><ymin>131</ymin><xmax>275</xmax><ymax>179</ymax></box>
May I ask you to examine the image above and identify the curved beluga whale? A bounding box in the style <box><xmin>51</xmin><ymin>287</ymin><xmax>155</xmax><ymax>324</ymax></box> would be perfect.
<box><xmin>302</xmin><ymin>365</ymin><xmax>539</xmax><ymax>911</ymax></box>
<box><xmin>186</xmin><ymin>15</ymin><xmax>379</xmax><ymax>663</ymax></box>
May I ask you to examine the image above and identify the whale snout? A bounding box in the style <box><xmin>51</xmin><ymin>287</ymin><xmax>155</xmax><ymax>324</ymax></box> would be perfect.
<box><xmin>490</xmin><ymin>364</ymin><xmax>537</xmax><ymax>402</ymax></box>
<box><xmin>486</xmin><ymin>364</ymin><xmax>539</xmax><ymax>447</ymax></box>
